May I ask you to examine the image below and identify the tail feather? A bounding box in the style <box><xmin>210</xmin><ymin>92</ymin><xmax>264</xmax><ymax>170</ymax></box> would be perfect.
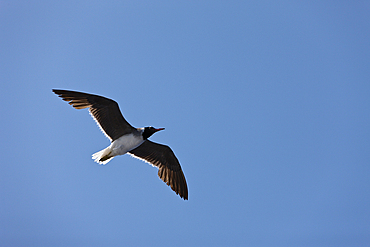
<box><xmin>92</xmin><ymin>147</ymin><xmax>114</xmax><ymax>165</ymax></box>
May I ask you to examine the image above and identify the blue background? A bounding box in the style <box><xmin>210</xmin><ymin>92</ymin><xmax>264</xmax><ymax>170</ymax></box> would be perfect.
<box><xmin>1</xmin><ymin>1</ymin><xmax>369</xmax><ymax>246</ymax></box>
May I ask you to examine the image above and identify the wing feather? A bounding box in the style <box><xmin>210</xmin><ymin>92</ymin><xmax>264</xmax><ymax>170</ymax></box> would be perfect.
<box><xmin>129</xmin><ymin>140</ymin><xmax>188</xmax><ymax>200</ymax></box>
<box><xmin>53</xmin><ymin>89</ymin><xmax>135</xmax><ymax>141</ymax></box>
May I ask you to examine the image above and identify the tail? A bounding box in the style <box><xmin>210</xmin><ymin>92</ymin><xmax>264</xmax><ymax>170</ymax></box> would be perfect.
<box><xmin>92</xmin><ymin>147</ymin><xmax>114</xmax><ymax>165</ymax></box>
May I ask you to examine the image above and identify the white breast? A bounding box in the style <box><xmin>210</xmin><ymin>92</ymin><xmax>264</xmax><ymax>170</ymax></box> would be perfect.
<box><xmin>109</xmin><ymin>133</ymin><xmax>144</xmax><ymax>156</ymax></box>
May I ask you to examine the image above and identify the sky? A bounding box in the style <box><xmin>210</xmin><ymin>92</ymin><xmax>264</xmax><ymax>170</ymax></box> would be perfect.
<box><xmin>1</xmin><ymin>1</ymin><xmax>370</xmax><ymax>246</ymax></box>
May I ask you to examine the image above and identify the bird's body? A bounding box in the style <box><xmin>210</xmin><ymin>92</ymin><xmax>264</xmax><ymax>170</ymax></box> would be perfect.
<box><xmin>92</xmin><ymin>132</ymin><xmax>144</xmax><ymax>165</ymax></box>
<box><xmin>52</xmin><ymin>89</ymin><xmax>188</xmax><ymax>200</ymax></box>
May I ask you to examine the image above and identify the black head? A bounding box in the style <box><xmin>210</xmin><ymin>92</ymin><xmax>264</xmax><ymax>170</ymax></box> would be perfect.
<box><xmin>142</xmin><ymin>126</ymin><xmax>165</xmax><ymax>140</ymax></box>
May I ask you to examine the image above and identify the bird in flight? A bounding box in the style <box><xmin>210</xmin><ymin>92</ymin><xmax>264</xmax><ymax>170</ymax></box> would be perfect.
<box><xmin>52</xmin><ymin>89</ymin><xmax>188</xmax><ymax>200</ymax></box>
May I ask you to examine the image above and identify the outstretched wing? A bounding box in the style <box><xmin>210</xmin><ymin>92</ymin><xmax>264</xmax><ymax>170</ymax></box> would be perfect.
<box><xmin>53</xmin><ymin>89</ymin><xmax>135</xmax><ymax>141</ymax></box>
<box><xmin>129</xmin><ymin>140</ymin><xmax>188</xmax><ymax>200</ymax></box>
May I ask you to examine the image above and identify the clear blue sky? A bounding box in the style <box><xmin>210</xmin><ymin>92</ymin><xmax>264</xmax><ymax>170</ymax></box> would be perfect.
<box><xmin>1</xmin><ymin>1</ymin><xmax>369</xmax><ymax>246</ymax></box>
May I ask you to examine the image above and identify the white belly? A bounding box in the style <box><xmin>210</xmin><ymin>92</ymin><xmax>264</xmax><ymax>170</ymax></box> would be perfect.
<box><xmin>110</xmin><ymin>133</ymin><xmax>144</xmax><ymax>156</ymax></box>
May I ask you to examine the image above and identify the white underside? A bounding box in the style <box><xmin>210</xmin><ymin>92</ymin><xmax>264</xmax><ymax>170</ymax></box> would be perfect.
<box><xmin>92</xmin><ymin>133</ymin><xmax>144</xmax><ymax>165</ymax></box>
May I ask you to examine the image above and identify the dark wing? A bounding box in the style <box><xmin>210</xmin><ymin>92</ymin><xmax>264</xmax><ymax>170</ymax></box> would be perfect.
<box><xmin>129</xmin><ymin>140</ymin><xmax>188</xmax><ymax>200</ymax></box>
<box><xmin>53</xmin><ymin>89</ymin><xmax>135</xmax><ymax>141</ymax></box>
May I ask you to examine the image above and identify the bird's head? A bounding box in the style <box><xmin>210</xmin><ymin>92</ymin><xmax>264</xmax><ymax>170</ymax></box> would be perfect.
<box><xmin>142</xmin><ymin>126</ymin><xmax>165</xmax><ymax>140</ymax></box>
